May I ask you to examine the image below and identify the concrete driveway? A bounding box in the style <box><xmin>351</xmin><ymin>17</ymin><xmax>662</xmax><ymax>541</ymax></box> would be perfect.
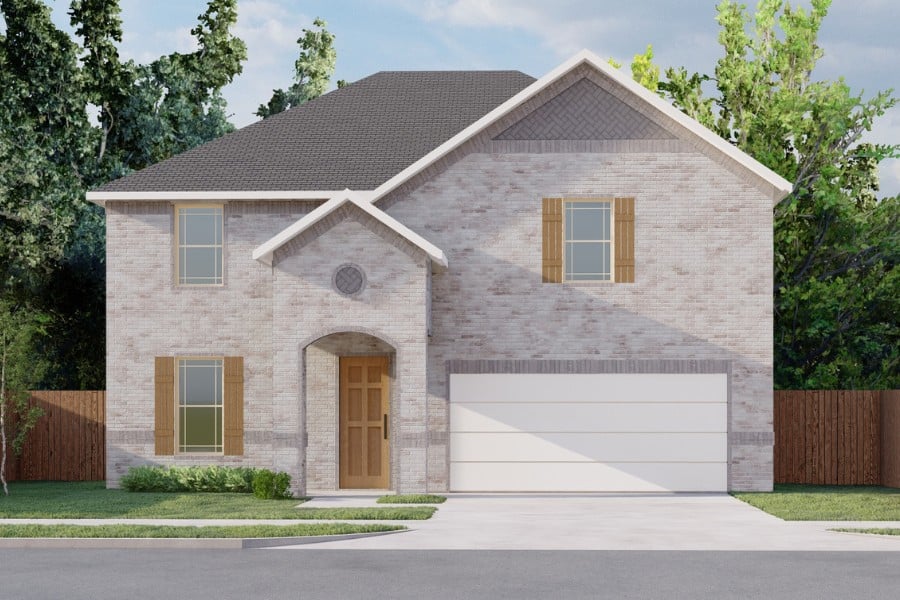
<box><xmin>283</xmin><ymin>493</ymin><xmax>900</xmax><ymax>551</ymax></box>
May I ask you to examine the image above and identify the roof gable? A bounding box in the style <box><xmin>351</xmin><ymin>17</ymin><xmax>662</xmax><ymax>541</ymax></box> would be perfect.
<box><xmin>495</xmin><ymin>77</ymin><xmax>675</xmax><ymax>141</ymax></box>
<box><xmin>252</xmin><ymin>190</ymin><xmax>448</xmax><ymax>268</ymax></box>
<box><xmin>369</xmin><ymin>50</ymin><xmax>792</xmax><ymax>206</ymax></box>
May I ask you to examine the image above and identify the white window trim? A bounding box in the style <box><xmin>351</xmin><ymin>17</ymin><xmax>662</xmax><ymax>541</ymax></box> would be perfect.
<box><xmin>562</xmin><ymin>197</ymin><xmax>615</xmax><ymax>283</ymax></box>
<box><xmin>174</xmin><ymin>203</ymin><xmax>225</xmax><ymax>287</ymax></box>
<box><xmin>175</xmin><ymin>356</ymin><xmax>225</xmax><ymax>456</ymax></box>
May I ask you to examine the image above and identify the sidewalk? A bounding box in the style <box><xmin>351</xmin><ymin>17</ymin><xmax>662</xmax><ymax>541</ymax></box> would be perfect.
<box><xmin>1</xmin><ymin>495</ymin><xmax>900</xmax><ymax>551</ymax></box>
<box><xmin>277</xmin><ymin>494</ymin><xmax>900</xmax><ymax>551</ymax></box>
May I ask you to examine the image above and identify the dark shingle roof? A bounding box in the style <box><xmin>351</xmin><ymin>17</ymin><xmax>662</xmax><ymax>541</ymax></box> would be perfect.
<box><xmin>96</xmin><ymin>70</ymin><xmax>536</xmax><ymax>193</ymax></box>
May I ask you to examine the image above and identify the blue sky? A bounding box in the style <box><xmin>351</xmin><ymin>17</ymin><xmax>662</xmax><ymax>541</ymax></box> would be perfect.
<box><xmin>40</xmin><ymin>0</ymin><xmax>900</xmax><ymax>195</ymax></box>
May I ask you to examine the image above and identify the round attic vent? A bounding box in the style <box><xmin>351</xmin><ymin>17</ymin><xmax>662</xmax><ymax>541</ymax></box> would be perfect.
<box><xmin>334</xmin><ymin>264</ymin><xmax>365</xmax><ymax>296</ymax></box>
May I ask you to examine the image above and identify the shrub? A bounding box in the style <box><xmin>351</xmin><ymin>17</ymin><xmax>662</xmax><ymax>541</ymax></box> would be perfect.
<box><xmin>252</xmin><ymin>469</ymin><xmax>293</xmax><ymax>499</ymax></box>
<box><xmin>120</xmin><ymin>466</ymin><xmax>181</xmax><ymax>492</ymax></box>
<box><xmin>121</xmin><ymin>466</ymin><xmax>258</xmax><ymax>493</ymax></box>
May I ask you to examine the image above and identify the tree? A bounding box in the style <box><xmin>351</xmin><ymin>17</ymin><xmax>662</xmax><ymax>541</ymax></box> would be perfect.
<box><xmin>94</xmin><ymin>0</ymin><xmax>247</xmax><ymax>174</ymax></box>
<box><xmin>0</xmin><ymin>301</ymin><xmax>47</xmax><ymax>494</ymax></box>
<box><xmin>630</xmin><ymin>45</ymin><xmax>659</xmax><ymax>92</ymax></box>
<box><xmin>647</xmin><ymin>0</ymin><xmax>898</xmax><ymax>388</ymax></box>
<box><xmin>0</xmin><ymin>0</ymin><xmax>249</xmax><ymax>390</ymax></box>
<box><xmin>0</xmin><ymin>0</ymin><xmax>93</xmax><ymax>280</ymax></box>
<box><xmin>256</xmin><ymin>18</ymin><xmax>336</xmax><ymax>118</ymax></box>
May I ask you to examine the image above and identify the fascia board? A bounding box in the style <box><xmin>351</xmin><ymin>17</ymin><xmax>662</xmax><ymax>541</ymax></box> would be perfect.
<box><xmin>86</xmin><ymin>190</ymin><xmax>358</xmax><ymax>206</ymax></box>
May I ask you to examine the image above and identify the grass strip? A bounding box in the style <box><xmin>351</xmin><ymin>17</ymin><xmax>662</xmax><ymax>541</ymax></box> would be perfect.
<box><xmin>0</xmin><ymin>523</ymin><xmax>405</xmax><ymax>539</ymax></box>
<box><xmin>732</xmin><ymin>484</ymin><xmax>900</xmax><ymax>521</ymax></box>
<box><xmin>0</xmin><ymin>482</ymin><xmax>434</xmax><ymax>520</ymax></box>
<box><xmin>377</xmin><ymin>494</ymin><xmax>447</xmax><ymax>504</ymax></box>
<box><xmin>831</xmin><ymin>528</ymin><xmax>900</xmax><ymax>536</ymax></box>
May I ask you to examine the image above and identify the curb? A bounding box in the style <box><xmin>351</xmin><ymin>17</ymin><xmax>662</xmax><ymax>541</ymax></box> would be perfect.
<box><xmin>0</xmin><ymin>528</ymin><xmax>407</xmax><ymax>549</ymax></box>
<box><xmin>242</xmin><ymin>528</ymin><xmax>406</xmax><ymax>548</ymax></box>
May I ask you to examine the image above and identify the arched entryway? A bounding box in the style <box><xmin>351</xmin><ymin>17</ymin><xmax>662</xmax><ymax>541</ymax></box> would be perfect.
<box><xmin>303</xmin><ymin>331</ymin><xmax>397</xmax><ymax>492</ymax></box>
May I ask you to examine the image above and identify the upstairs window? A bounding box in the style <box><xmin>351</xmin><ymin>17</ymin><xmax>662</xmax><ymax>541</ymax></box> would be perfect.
<box><xmin>542</xmin><ymin>197</ymin><xmax>634</xmax><ymax>284</ymax></box>
<box><xmin>176</xmin><ymin>205</ymin><xmax>223</xmax><ymax>285</ymax></box>
<box><xmin>564</xmin><ymin>200</ymin><xmax>612</xmax><ymax>281</ymax></box>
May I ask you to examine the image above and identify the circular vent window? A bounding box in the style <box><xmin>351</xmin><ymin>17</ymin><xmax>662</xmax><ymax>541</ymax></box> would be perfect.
<box><xmin>334</xmin><ymin>264</ymin><xmax>365</xmax><ymax>296</ymax></box>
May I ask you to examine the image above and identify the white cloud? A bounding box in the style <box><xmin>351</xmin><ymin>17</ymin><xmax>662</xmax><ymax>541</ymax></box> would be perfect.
<box><xmin>402</xmin><ymin>0</ymin><xmax>627</xmax><ymax>57</ymax></box>
<box><xmin>867</xmin><ymin>106</ymin><xmax>900</xmax><ymax>198</ymax></box>
<box><xmin>883</xmin><ymin>160</ymin><xmax>900</xmax><ymax>198</ymax></box>
<box><xmin>224</xmin><ymin>1</ymin><xmax>313</xmax><ymax>126</ymax></box>
<box><xmin>115</xmin><ymin>1</ymin><xmax>313</xmax><ymax>127</ymax></box>
<box><xmin>234</xmin><ymin>1</ymin><xmax>308</xmax><ymax>67</ymax></box>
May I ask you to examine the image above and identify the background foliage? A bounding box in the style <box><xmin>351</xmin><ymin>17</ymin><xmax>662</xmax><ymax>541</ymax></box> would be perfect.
<box><xmin>643</xmin><ymin>0</ymin><xmax>898</xmax><ymax>388</ymax></box>
<box><xmin>0</xmin><ymin>1</ymin><xmax>336</xmax><ymax>390</ymax></box>
<box><xmin>1</xmin><ymin>0</ymin><xmax>896</xmax><ymax>391</ymax></box>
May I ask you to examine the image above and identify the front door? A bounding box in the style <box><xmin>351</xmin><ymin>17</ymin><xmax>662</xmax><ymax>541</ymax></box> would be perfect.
<box><xmin>339</xmin><ymin>356</ymin><xmax>390</xmax><ymax>489</ymax></box>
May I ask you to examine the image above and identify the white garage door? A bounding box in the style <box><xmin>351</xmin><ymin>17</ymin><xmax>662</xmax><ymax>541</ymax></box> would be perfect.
<box><xmin>449</xmin><ymin>373</ymin><xmax>727</xmax><ymax>492</ymax></box>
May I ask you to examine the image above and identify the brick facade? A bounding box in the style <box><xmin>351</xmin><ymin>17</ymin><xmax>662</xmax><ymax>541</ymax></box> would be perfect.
<box><xmin>105</xmin><ymin>67</ymin><xmax>774</xmax><ymax>493</ymax></box>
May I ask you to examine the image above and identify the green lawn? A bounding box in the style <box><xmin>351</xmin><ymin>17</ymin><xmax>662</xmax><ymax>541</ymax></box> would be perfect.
<box><xmin>733</xmin><ymin>484</ymin><xmax>900</xmax><ymax>520</ymax></box>
<box><xmin>0</xmin><ymin>523</ymin><xmax>405</xmax><ymax>538</ymax></box>
<box><xmin>0</xmin><ymin>482</ymin><xmax>434</xmax><ymax>520</ymax></box>
<box><xmin>377</xmin><ymin>494</ymin><xmax>447</xmax><ymax>504</ymax></box>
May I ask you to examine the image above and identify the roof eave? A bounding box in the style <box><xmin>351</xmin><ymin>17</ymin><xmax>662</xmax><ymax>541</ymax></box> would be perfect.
<box><xmin>85</xmin><ymin>190</ymin><xmax>359</xmax><ymax>207</ymax></box>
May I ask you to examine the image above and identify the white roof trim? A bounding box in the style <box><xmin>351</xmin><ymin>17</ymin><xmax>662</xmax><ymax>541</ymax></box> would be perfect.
<box><xmin>252</xmin><ymin>189</ymin><xmax>449</xmax><ymax>268</ymax></box>
<box><xmin>86</xmin><ymin>190</ymin><xmax>359</xmax><ymax>206</ymax></box>
<box><xmin>368</xmin><ymin>49</ymin><xmax>793</xmax><ymax>205</ymax></box>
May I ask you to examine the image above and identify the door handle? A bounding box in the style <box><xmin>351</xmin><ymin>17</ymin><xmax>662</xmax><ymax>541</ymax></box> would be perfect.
<box><xmin>383</xmin><ymin>414</ymin><xmax>388</xmax><ymax>440</ymax></box>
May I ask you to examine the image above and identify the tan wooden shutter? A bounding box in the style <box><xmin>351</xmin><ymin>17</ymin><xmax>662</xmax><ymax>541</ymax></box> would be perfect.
<box><xmin>154</xmin><ymin>357</ymin><xmax>175</xmax><ymax>455</ymax></box>
<box><xmin>614</xmin><ymin>197</ymin><xmax>635</xmax><ymax>283</ymax></box>
<box><xmin>223</xmin><ymin>357</ymin><xmax>244</xmax><ymax>456</ymax></box>
<box><xmin>542</xmin><ymin>197</ymin><xmax>563</xmax><ymax>283</ymax></box>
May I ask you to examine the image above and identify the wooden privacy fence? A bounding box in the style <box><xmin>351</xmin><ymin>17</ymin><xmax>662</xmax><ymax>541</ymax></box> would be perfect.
<box><xmin>774</xmin><ymin>390</ymin><xmax>900</xmax><ymax>487</ymax></box>
<box><xmin>5</xmin><ymin>391</ymin><xmax>105</xmax><ymax>481</ymax></box>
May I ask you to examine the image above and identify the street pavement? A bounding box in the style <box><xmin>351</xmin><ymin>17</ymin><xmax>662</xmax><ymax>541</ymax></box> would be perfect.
<box><xmin>1</xmin><ymin>548</ymin><xmax>899</xmax><ymax>599</ymax></box>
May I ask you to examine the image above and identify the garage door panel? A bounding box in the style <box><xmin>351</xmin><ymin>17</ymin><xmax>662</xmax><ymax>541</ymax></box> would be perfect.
<box><xmin>450</xmin><ymin>432</ymin><xmax>727</xmax><ymax>463</ymax></box>
<box><xmin>451</xmin><ymin>373</ymin><xmax>726</xmax><ymax>404</ymax></box>
<box><xmin>448</xmin><ymin>372</ymin><xmax>729</xmax><ymax>492</ymax></box>
<box><xmin>451</xmin><ymin>403</ymin><xmax>727</xmax><ymax>433</ymax></box>
<box><xmin>450</xmin><ymin>462</ymin><xmax>727</xmax><ymax>492</ymax></box>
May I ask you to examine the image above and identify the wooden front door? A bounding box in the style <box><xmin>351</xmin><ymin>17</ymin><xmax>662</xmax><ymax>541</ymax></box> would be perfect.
<box><xmin>339</xmin><ymin>356</ymin><xmax>390</xmax><ymax>489</ymax></box>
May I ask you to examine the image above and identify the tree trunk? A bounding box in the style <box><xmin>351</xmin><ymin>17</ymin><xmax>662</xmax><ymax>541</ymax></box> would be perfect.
<box><xmin>1</xmin><ymin>345</ymin><xmax>8</xmax><ymax>495</ymax></box>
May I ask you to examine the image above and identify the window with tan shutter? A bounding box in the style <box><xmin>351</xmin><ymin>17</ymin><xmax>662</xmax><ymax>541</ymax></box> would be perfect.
<box><xmin>542</xmin><ymin>197</ymin><xmax>634</xmax><ymax>283</ymax></box>
<box><xmin>155</xmin><ymin>356</ymin><xmax>243</xmax><ymax>456</ymax></box>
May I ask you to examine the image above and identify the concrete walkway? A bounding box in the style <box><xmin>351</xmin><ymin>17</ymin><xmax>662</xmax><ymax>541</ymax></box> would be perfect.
<box><xmin>275</xmin><ymin>494</ymin><xmax>900</xmax><ymax>551</ymax></box>
<box><xmin>3</xmin><ymin>494</ymin><xmax>900</xmax><ymax>551</ymax></box>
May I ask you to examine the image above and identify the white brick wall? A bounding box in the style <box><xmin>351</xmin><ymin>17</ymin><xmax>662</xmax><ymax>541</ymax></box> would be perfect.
<box><xmin>105</xmin><ymin>201</ymin><xmax>314</xmax><ymax>487</ymax></box>
<box><xmin>387</xmin><ymin>148</ymin><xmax>774</xmax><ymax>491</ymax></box>
<box><xmin>105</xmin><ymin>78</ymin><xmax>774</xmax><ymax>493</ymax></box>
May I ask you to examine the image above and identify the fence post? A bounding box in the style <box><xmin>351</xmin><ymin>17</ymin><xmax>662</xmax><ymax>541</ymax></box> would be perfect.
<box><xmin>883</xmin><ymin>391</ymin><xmax>900</xmax><ymax>488</ymax></box>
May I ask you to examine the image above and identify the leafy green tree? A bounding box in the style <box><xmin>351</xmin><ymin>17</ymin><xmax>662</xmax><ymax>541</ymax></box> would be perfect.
<box><xmin>256</xmin><ymin>18</ymin><xmax>336</xmax><ymax>118</ymax></box>
<box><xmin>1</xmin><ymin>0</ymin><xmax>249</xmax><ymax>390</ymax></box>
<box><xmin>649</xmin><ymin>0</ymin><xmax>898</xmax><ymax>388</ymax></box>
<box><xmin>0</xmin><ymin>301</ymin><xmax>47</xmax><ymax>494</ymax></box>
<box><xmin>630</xmin><ymin>45</ymin><xmax>659</xmax><ymax>92</ymax></box>
<box><xmin>97</xmin><ymin>0</ymin><xmax>247</xmax><ymax>173</ymax></box>
<box><xmin>0</xmin><ymin>0</ymin><xmax>92</xmax><ymax>279</ymax></box>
